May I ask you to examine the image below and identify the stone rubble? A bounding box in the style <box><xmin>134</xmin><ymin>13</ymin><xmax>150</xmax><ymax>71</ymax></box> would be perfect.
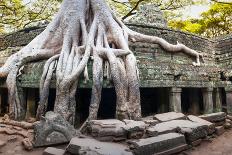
<box><xmin>88</xmin><ymin>119</ymin><xmax>127</xmax><ymax>142</ymax></box>
<box><xmin>154</xmin><ymin>112</ymin><xmax>186</xmax><ymax>122</ymax></box>
<box><xmin>199</xmin><ymin>112</ymin><xmax>226</xmax><ymax>124</ymax></box>
<box><xmin>2</xmin><ymin>111</ymin><xmax>232</xmax><ymax>155</ymax></box>
<box><xmin>187</xmin><ymin>115</ymin><xmax>215</xmax><ymax>134</ymax></box>
<box><xmin>215</xmin><ymin>126</ymin><xmax>225</xmax><ymax>136</ymax></box>
<box><xmin>129</xmin><ymin>133</ymin><xmax>188</xmax><ymax>155</ymax></box>
<box><xmin>122</xmin><ymin>119</ymin><xmax>147</xmax><ymax>139</ymax></box>
<box><xmin>33</xmin><ymin>111</ymin><xmax>77</xmax><ymax>147</ymax></box>
<box><xmin>66</xmin><ymin>137</ymin><xmax>133</xmax><ymax>155</ymax></box>
<box><xmin>43</xmin><ymin>147</ymin><xmax>66</xmax><ymax>155</ymax></box>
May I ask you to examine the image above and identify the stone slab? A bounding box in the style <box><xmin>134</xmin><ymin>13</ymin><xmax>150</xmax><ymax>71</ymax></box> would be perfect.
<box><xmin>199</xmin><ymin>112</ymin><xmax>226</xmax><ymax>122</ymax></box>
<box><xmin>188</xmin><ymin>115</ymin><xmax>215</xmax><ymax>134</ymax></box>
<box><xmin>88</xmin><ymin>119</ymin><xmax>127</xmax><ymax>141</ymax></box>
<box><xmin>215</xmin><ymin>126</ymin><xmax>225</xmax><ymax>136</ymax></box>
<box><xmin>43</xmin><ymin>147</ymin><xmax>65</xmax><ymax>155</ymax></box>
<box><xmin>130</xmin><ymin>133</ymin><xmax>187</xmax><ymax>155</ymax></box>
<box><xmin>123</xmin><ymin>120</ymin><xmax>147</xmax><ymax>139</ymax></box>
<box><xmin>66</xmin><ymin>137</ymin><xmax>133</xmax><ymax>155</ymax></box>
<box><xmin>146</xmin><ymin>120</ymin><xmax>208</xmax><ymax>143</ymax></box>
<box><xmin>154</xmin><ymin>112</ymin><xmax>186</xmax><ymax>122</ymax></box>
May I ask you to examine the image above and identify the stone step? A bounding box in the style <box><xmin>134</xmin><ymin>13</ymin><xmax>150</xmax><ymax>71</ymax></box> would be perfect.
<box><xmin>129</xmin><ymin>133</ymin><xmax>188</xmax><ymax>155</ymax></box>
<box><xmin>154</xmin><ymin>112</ymin><xmax>186</xmax><ymax>122</ymax></box>
<box><xmin>66</xmin><ymin>137</ymin><xmax>133</xmax><ymax>155</ymax></box>
<box><xmin>146</xmin><ymin>120</ymin><xmax>208</xmax><ymax>143</ymax></box>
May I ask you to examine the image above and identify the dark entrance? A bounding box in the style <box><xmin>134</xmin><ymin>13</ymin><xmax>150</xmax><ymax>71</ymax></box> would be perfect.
<box><xmin>140</xmin><ymin>88</ymin><xmax>169</xmax><ymax>117</ymax></box>
<box><xmin>181</xmin><ymin>88</ymin><xmax>203</xmax><ymax>115</ymax></box>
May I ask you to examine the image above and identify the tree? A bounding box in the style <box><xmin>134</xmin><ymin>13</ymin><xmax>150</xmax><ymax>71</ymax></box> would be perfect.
<box><xmin>169</xmin><ymin>2</ymin><xmax>232</xmax><ymax>38</ymax></box>
<box><xmin>0</xmin><ymin>0</ymin><xmax>60</xmax><ymax>33</ymax></box>
<box><xmin>108</xmin><ymin>0</ymin><xmax>205</xmax><ymax>20</ymax></box>
<box><xmin>0</xmin><ymin>0</ymin><xmax>203</xmax><ymax>124</ymax></box>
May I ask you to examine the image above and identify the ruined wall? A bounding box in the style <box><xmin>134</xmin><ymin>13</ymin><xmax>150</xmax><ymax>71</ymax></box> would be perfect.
<box><xmin>215</xmin><ymin>35</ymin><xmax>232</xmax><ymax>68</ymax></box>
<box><xmin>0</xmin><ymin>24</ymin><xmax>231</xmax><ymax>89</ymax></box>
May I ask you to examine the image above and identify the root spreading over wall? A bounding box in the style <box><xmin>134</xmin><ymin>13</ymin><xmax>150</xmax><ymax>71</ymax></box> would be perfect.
<box><xmin>0</xmin><ymin>0</ymin><xmax>203</xmax><ymax>124</ymax></box>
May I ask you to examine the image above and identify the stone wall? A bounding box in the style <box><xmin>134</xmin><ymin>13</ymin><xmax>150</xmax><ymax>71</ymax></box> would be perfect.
<box><xmin>0</xmin><ymin>24</ymin><xmax>231</xmax><ymax>89</ymax></box>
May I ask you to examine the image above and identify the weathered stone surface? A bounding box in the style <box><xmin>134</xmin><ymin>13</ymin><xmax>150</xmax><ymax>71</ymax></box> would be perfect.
<box><xmin>188</xmin><ymin>115</ymin><xmax>215</xmax><ymax>134</ymax></box>
<box><xmin>154</xmin><ymin>112</ymin><xmax>186</xmax><ymax>122</ymax></box>
<box><xmin>215</xmin><ymin>126</ymin><xmax>225</xmax><ymax>136</ymax></box>
<box><xmin>43</xmin><ymin>147</ymin><xmax>65</xmax><ymax>155</ymax></box>
<box><xmin>130</xmin><ymin>133</ymin><xmax>187</xmax><ymax>155</ymax></box>
<box><xmin>88</xmin><ymin>119</ymin><xmax>126</xmax><ymax>142</ymax></box>
<box><xmin>66</xmin><ymin>137</ymin><xmax>133</xmax><ymax>155</ymax></box>
<box><xmin>146</xmin><ymin>120</ymin><xmax>208</xmax><ymax>143</ymax></box>
<box><xmin>227</xmin><ymin>115</ymin><xmax>232</xmax><ymax>121</ymax></box>
<box><xmin>190</xmin><ymin>139</ymin><xmax>202</xmax><ymax>146</ymax></box>
<box><xmin>224</xmin><ymin>122</ymin><xmax>232</xmax><ymax>129</ymax></box>
<box><xmin>33</xmin><ymin>111</ymin><xmax>77</xmax><ymax>147</ymax></box>
<box><xmin>142</xmin><ymin>116</ymin><xmax>159</xmax><ymax>126</ymax></box>
<box><xmin>146</xmin><ymin>125</ymin><xmax>179</xmax><ymax>137</ymax></box>
<box><xmin>199</xmin><ymin>112</ymin><xmax>226</xmax><ymax>122</ymax></box>
<box><xmin>123</xmin><ymin>120</ymin><xmax>147</xmax><ymax>139</ymax></box>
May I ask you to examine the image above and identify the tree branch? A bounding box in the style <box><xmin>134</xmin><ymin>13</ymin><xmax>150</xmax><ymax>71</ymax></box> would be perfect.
<box><xmin>122</xmin><ymin>0</ymin><xmax>144</xmax><ymax>20</ymax></box>
<box><xmin>211</xmin><ymin>0</ymin><xmax>232</xmax><ymax>5</ymax></box>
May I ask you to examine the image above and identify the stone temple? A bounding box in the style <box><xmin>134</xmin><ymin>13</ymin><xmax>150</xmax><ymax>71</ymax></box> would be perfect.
<box><xmin>0</xmin><ymin>4</ymin><xmax>232</xmax><ymax>154</ymax></box>
<box><xmin>0</xmin><ymin>4</ymin><xmax>231</xmax><ymax>123</ymax></box>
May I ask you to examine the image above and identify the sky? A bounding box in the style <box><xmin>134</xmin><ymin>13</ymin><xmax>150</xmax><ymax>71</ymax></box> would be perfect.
<box><xmin>23</xmin><ymin>0</ymin><xmax>210</xmax><ymax>19</ymax></box>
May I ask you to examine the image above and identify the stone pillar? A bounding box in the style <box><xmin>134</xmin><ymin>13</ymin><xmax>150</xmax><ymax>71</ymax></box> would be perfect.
<box><xmin>214</xmin><ymin>88</ymin><xmax>222</xmax><ymax>112</ymax></box>
<box><xmin>202</xmin><ymin>88</ymin><xmax>213</xmax><ymax>114</ymax></box>
<box><xmin>169</xmin><ymin>88</ymin><xmax>182</xmax><ymax>112</ymax></box>
<box><xmin>225</xmin><ymin>87</ymin><xmax>232</xmax><ymax>114</ymax></box>
<box><xmin>26</xmin><ymin>89</ymin><xmax>36</xmax><ymax>119</ymax></box>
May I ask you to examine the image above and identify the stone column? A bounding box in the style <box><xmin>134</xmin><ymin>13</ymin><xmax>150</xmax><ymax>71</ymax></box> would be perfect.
<box><xmin>214</xmin><ymin>88</ymin><xmax>222</xmax><ymax>112</ymax></box>
<box><xmin>202</xmin><ymin>88</ymin><xmax>213</xmax><ymax>114</ymax></box>
<box><xmin>225</xmin><ymin>87</ymin><xmax>232</xmax><ymax>114</ymax></box>
<box><xmin>169</xmin><ymin>88</ymin><xmax>182</xmax><ymax>112</ymax></box>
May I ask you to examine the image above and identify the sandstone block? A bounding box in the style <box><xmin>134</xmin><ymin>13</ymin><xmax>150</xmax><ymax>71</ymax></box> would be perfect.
<box><xmin>43</xmin><ymin>147</ymin><xmax>65</xmax><ymax>155</ymax></box>
<box><xmin>88</xmin><ymin>119</ymin><xmax>127</xmax><ymax>141</ymax></box>
<box><xmin>215</xmin><ymin>126</ymin><xmax>225</xmax><ymax>136</ymax></box>
<box><xmin>154</xmin><ymin>112</ymin><xmax>186</xmax><ymax>122</ymax></box>
<box><xmin>188</xmin><ymin>115</ymin><xmax>215</xmax><ymax>134</ymax></box>
<box><xmin>130</xmin><ymin>133</ymin><xmax>187</xmax><ymax>155</ymax></box>
<box><xmin>146</xmin><ymin>120</ymin><xmax>208</xmax><ymax>143</ymax></box>
<box><xmin>66</xmin><ymin>137</ymin><xmax>133</xmax><ymax>155</ymax></box>
<box><xmin>123</xmin><ymin>119</ymin><xmax>147</xmax><ymax>139</ymax></box>
<box><xmin>199</xmin><ymin>112</ymin><xmax>226</xmax><ymax>122</ymax></box>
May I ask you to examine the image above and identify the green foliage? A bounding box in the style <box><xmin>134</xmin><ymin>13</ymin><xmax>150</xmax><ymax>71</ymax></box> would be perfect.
<box><xmin>0</xmin><ymin>0</ymin><xmax>60</xmax><ymax>34</ymax></box>
<box><xmin>169</xmin><ymin>3</ymin><xmax>232</xmax><ymax>38</ymax></box>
